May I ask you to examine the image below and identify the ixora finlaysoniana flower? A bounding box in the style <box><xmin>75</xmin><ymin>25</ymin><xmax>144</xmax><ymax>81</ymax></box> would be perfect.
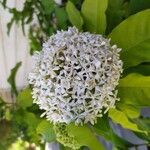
<box><xmin>28</xmin><ymin>27</ymin><xmax>123</xmax><ymax>125</ymax></box>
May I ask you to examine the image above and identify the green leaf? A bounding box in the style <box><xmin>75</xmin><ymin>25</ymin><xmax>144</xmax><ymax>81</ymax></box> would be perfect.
<box><xmin>109</xmin><ymin>108</ymin><xmax>143</xmax><ymax>132</ymax></box>
<box><xmin>23</xmin><ymin>112</ymin><xmax>40</xmax><ymax>139</ymax></box>
<box><xmin>109</xmin><ymin>9</ymin><xmax>150</xmax><ymax>69</ymax></box>
<box><xmin>17</xmin><ymin>88</ymin><xmax>33</xmax><ymax>109</ymax></box>
<box><xmin>129</xmin><ymin>0</ymin><xmax>150</xmax><ymax>15</ymax></box>
<box><xmin>7</xmin><ymin>18</ymin><xmax>15</xmax><ymax>35</ymax></box>
<box><xmin>117</xmin><ymin>104</ymin><xmax>140</xmax><ymax>119</ymax></box>
<box><xmin>123</xmin><ymin>63</ymin><xmax>150</xmax><ymax>77</ymax></box>
<box><xmin>66</xmin><ymin>1</ymin><xmax>83</xmax><ymax>30</ymax></box>
<box><xmin>67</xmin><ymin>123</ymin><xmax>105</xmax><ymax>150</ymax></box>
<box><xmin>81</xmin><ymin>0</ymin><xmax>108</xmax><ymax>34</ymax></box>
<box><xmin>133</xmin><ymin>118</ymin><xmax>150</xmax><ymax>132</ymax></box>
<box><xmin>13</xmin><ymin>109</ymin><xmax>41</xmax><ymax>142</ymax></box>
<box><xmin>28</xmin><ymin>28</ymin><xmax>41</xmax><ymax>55</ymax></box>
<box><xmin>41</xmin><ymin>0</ymin><xmax>54</xmax><ymax>14</ymax></box>
<box><xmin>106</xmin><ymin>0</ymin><xmax>125</xmax><ymax>34</ymax></box>
<box><xmin>55</xmin><ymin>7</ymin><xmax>68</xmax><ymax>30</ymax></box>
<box><xmin>7</xmin><ymin>62</ymin><xmax>22</xmax><ymax>95</ymax></box>
<box><xmin>36</xmin><ymin>120</ymin><xmax>56</xmax><ymax>142</ymax></box>
<box><xmin>134</xmin><ymin>131</ymin><xmax>150</xmax><ymax>143</ymax></box>
<box><xmin>93</xmin><ymin>115</ymin><xmax>133</xmax><ymax>149</ymax></box>
<box><xmin>132</xmin><ymin>118</ymin><xmax>150</xmax><ymax>143</ymax></box>
<box><xmin>118</xmin><ymin>73</ymin><xmax>150</xmax><ymax>107</ymax></box>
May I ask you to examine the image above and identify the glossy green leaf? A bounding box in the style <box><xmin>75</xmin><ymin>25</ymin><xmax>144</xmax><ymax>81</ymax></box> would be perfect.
<box><xmin>81</xmin><ymin>0</ymin><xmax>108</xmax><ymax>34</ymax></box>
<box><xmin>17</xmin><ymin>88</ymin><xmax>33</xmax><ymax>109</ymax></box>
<box><xmin>109</xmin><ymin>108</ymin><xmax>143</xmax><ymax>132</ymax></box>
<box><xmin>67</xmin><ymin>123</ymin><xmax>105</xmax><ymax>150</ymax></box>
<box><xmin>118</xmin><ymin>73</ymin><xmax>150</xmax><ymax>107</ymax></box>
<box><xmin>36</xmin><ymin>120</ymin><xmax>56</xmax><ymax>142</ymax></box>
<box><xmin>7</xmin><ymin>62</ymin><xmax>22</xmax><ymax>95</ymax></box>
<box><xmin>109</xmin><ymin>9</ymin><xmax>150</xmax><ymax>69</ymax></box>
<box><xmin>66</xmin><ymin>1</ymin><xmax>83</xmax><ymax>30</ymax></box>
<box><xmin>117</xmin><ymin>104</ymin><xmax>140</xmax><ymax>118</ymax></box>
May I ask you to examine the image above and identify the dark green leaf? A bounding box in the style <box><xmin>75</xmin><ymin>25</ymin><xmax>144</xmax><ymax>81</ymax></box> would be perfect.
<box><xmin>133</xmin><ymin>118</ymin><xmax>150</xmax><ymax>132</ymax></box>
<box><xmin>94</xmin><ymin>115</ymin><xmax>133</xmax><ymax>149</ymax></box>
<box><xmin>7</xmin><ymin>18</ymin><xmax>15</xmax><ymax>35</ymax></box>
<box><xmin>81</xmin><ymin>0</ymin><xmax>108</xmax><ymax>34</ymax></box>
<box><xmin>106</xmin><ymin>0</ymin><xmax>125</xmax><ymax>34</ymax></box>
<box><xmin>109</xmin><ymin>9</ymin><xmax>150</xmax><ymax>69</ymax></box>
<box><xmin>134</xmin><ymin>132</ymin><xmax>150</xmax><ymax>142</ymax></box>
<box><xmin>13</xmin><ymin>109</ymin><xmax>41</xmax><ymax>142</ymax></box>
<box><xmin>129</xmin><ymin>0</ymin><xmax>150</xmax><ymax>15</ymax></box>
<box><xmin>7</xmin><ymin>62</ymin><xmax>22</xmax><ymax>95</ymax></box>
<box><xmin>123</xmin><ymin>63</ymin><xmax>150</xmax><ymax>77</ymax></box>
<box><xmin>41</xmin><ymin>0</ymin><xmax>54</xmax><ymax>14</ymax></box>
<box><xmin>55</xmin><ymin>7</ymin><xmax>68</xmax><ymax>30</ymax></box>
<box><xmin>133</xmin><ymin>118</ymin><xmax>150</xmax><ymax>142</ymax></box>
<box><xmin>66</xmin><ymin>1</ymin><xmax>83</xmax><ymax>30</ymax></box>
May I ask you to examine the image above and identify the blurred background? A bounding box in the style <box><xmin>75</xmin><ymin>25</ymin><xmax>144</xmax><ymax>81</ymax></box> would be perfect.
<box><xmin>0</xmin><ymin>0</ymin><xmax>150</xmax><ymax>150</ymax></box>
<box><xmin>0</xmin><ymin>0</ymin><xmax>32</xmax><ymax>103</ymax></box>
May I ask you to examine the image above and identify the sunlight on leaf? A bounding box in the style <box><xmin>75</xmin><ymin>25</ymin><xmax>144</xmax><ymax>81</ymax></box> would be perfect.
<box><xmin>109</xmin><ymin>9</ymin><xmax>150</xmax><ymax>68</ymax></box>
<box><xmin>66</xmin><ymin>1</ymin><xmax>83</xmax><ymax>30</ymax></box>
<box><xmin>67</xmin><ymin>123</ymin><xmax>105</xmax><ymax>150</ymax></box>
<box><xmin>118</xmin><ymin>73</ymin><xmax>150</xmax><ymax>107</ymax></box>
<box><xmin>81</xmin><ymin>0</ymin><xmax>108</xmax><ymax>34</ymax></box>
<box><xmin>109</xmin><ymin>108</ymin><xmax>144</xmax><ymax>133</ymax></box>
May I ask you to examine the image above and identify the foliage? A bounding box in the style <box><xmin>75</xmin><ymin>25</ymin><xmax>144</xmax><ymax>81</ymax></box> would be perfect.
<box><xmin>109</xmin><ymin>9</ymin><xmax>150</xmax><ymax>69</ymax></box>
<box><xmin>7</xmin><ymin>62</ymin><xmax>22</xmax><ymax>95</ymax></box>
<box><xmin>0</xmin><ymin>0</ymin><xmax>150</xmax><ymax>150</ymax></box>
<box><xmin>67</xmin><ymin>123</ymin><xmax>105</xmax><ymax>150</ymax></box>
<box><xmin>81</xmin><ymin>0</ymin><xmax>108</xmax><ymax>34</ymax></box>
<box><xmin>117</xmin><ymin>73</ymin><xmax>150</xmax><ymax>107</ymax></box>
<box><xmin>66</xmin><ymin>1</ymin><xmax>83</xmax><ymax>30</ymax></box>
<box><xmin>36</xmin><ymin>120</ymin><xmax>56</xmax><ymax>142</ymax></box>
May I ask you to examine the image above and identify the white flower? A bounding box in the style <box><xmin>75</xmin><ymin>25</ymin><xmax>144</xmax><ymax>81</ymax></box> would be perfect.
<box><xmin>28</xmin><ymin>27</ymin><xmax>123</xmax><ymax>125</ymax></box>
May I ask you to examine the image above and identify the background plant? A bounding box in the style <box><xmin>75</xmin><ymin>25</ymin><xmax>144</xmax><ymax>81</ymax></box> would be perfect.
<box><xmin>0</xmin><ymin>0</ymin><xmax>150</xmax><ymax>150</ymax></box>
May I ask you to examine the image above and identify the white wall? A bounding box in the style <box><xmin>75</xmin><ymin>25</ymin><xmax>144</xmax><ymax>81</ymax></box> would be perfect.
<box><xmin>0</xmin><ymin>0</ymin><xmax>32</xmax><ymax>102</ymax></box>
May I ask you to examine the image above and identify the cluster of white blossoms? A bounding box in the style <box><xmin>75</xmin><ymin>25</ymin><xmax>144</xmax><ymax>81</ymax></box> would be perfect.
<box><xmin>28</xmin><ymin>27</ymin><xmax>123</xmax><ymax>125</ymax></box>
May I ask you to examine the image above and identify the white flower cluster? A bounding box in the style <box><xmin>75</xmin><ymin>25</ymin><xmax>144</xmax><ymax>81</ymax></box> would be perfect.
<box><xmin>29</xmin><ymin>27</ymin><xmax>123</xmax><ymax>125</ymax></box>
